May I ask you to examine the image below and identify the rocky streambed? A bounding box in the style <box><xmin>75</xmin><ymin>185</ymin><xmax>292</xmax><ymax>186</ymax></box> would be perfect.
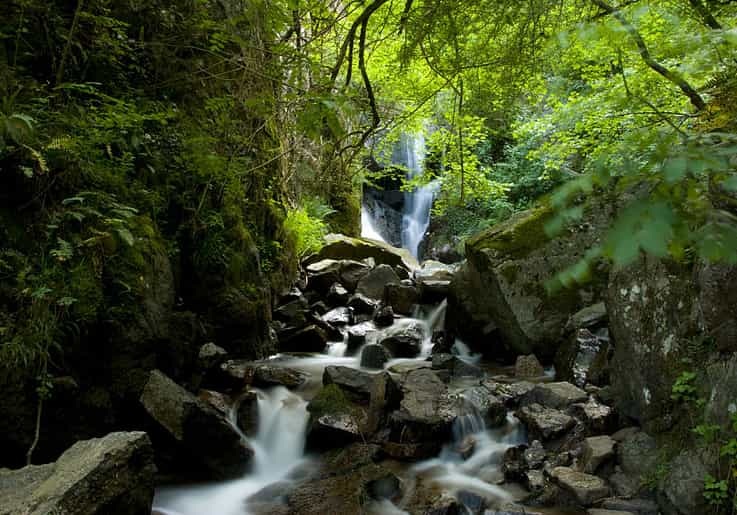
<box><xmin>4</xmin><ymin>231</ymin><xmax>726</xmax><ymax>515</ymax></box>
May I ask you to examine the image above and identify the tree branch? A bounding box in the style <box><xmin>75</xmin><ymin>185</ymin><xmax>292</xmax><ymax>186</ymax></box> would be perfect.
<box><xmin>687</xmin><ymin>0</ymin><xmax>722</xmax><ymax>29</ymax></box>
<box><xmin>591</xmin><ymin>0</ymin><xmax>706</xmax><ymax>111</ymax></box>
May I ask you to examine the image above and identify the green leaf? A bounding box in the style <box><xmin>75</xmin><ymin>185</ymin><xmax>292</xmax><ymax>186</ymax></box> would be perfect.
<box><xmin>115</xmin><ymin>227</ymin><xmax>135</xmax><ymax>246</ymax></box>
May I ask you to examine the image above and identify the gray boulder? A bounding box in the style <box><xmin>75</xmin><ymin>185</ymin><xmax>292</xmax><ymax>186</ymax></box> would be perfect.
<box><xmin>447</xmin><ymin>204</ymin><xmax>611</xmax><ymax>358</ymax></box>
<box><xmin>514</xmin><ymin>354</ymin><xmax>545</xmax><ymax>377</ymax></box>
<box><xmin>0</xmin><ymin>432</ymin><xmax>155</xmax><ymax>515</ymax></box>
<box><xmin>140</xmin><ymin>370</ymin><xmax>252</xmax><ymax>478</ymax></box>
<box><xmin>278</xmin><ymin>324</ymin><xmax>328</xmax><ymax>353</ymax></box>
<box><xmin>321</xmin><ymin>307</ymin><xmax>353</xmax><ymax>326</ymax></box>
<box><xmin>390</xmin><ymin>369</ymin><xmax>457</xmax><ymax>444</ymax></box>
<box><xmin>522</xmin><ymin>382</ymin><xmax>588</xmax><ymax>409</ymax></box>
<box><xmin>515</xmin><ymin>403</ymin><xmax>575</xmax><ymax>441</ymax></box>
<box><xmin>550</xmin><ymin>466</ymin><xmax>610</xmax><ymax>506</ymax></box>
<box><xmin>304</xmin><ymin>233</ymin><xmax>419</xmax><ymax>272</ymax></box>
<box><xmin>385</xmin><ymin>282</ymin><xmax>420</xmax><ymax>315</ymax></box>
<box><xmin>323</xmin><ymin>366</ymin><xmax>374</xmax><ymax>403</ymax></box>
<box><xmin>555</xmin><ymin>328</ymin><xmax>609</xmax><ymax>387</ymax></box>
<box><xmin>379</xmin><ymin>320</ymin><xmax>425</xmax><ymax>358</ymax></box>
<box><xmin>357</xmin><ymin>264</ymin><xmax>401</xmax><ymax>301</ymax></box>
<box><xmin>579</xmin><ymin>435</ymin><xmax>616</xmax><ymax>473</ymax></box>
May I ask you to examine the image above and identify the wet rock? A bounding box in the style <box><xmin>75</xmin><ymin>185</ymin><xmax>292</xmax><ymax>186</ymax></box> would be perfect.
<box><xmin>570</xmin><ymin>398</ymin><xmax>617</xmax><ymax>436</ymax></box>
<box><xmin>524</xmin><ymin>439</ymin><xmax>547</xmax><ymax>469</ymax></box>
<box><xmin>236</xmin><ymin>390</ymin><xmax>259</xmax><ymax>435</ymax></box>
<box><xmin>304</xmin><ymin>233</ymin><xmax>419</xmax><ymax>272</ymax></box>
<box><xmin>339</xmin><ymin>260</ymin><xmax>373</xmax><ymax>291</ymax></box>
<box><xmin>418</xmin><ymin>280</ymin><xmax>452</xmax><ymax>303</ymax></box>
<box><xmin>357</xmin><ymin>264</ymin><xmax>401</xmax><ymax>301</ymax></box>
<box><xmin>423</xmin><ymin>493</ymin><xmax>465</xmax><ymax>515</ymax></box>
<box><xmin>525</xmin><ymin>469</ymin><xmax>547</xmax><ymax>493</ymax></box>
<box><xmin>390</xmin><ymin>369</ymin><xmax>456</xmax><ymax>444</ymax></box>
<box><xmin>379</xmin><ymin>320</ymin><xmax>425</xmax><ymax>358</ymax></box>
<box><xmin>484</xmin><ymin>380</ymin><xmax>536</xmax><ymax>407</ymax></box>
<box><xmin>587</xmin><ymin>510</ymin><xmax>636</xmax><ymax>515</ymax></box>
<box><xmin>522</xmin><ymin>382</ymin><xmax>588</xmax><ymax>410</ymax></box>
<box><xmin>214</xmin><ymin>359</ymin><xmax>256</xmax><ymax>391</ymax></box>
<box><xmin>579</xmin><ymin>435</ymin><xmax>616</xmax><ymax>474</ymax></box>
<box><xmin>502</xmin><ymin>445</ymin><xmax>528</xmax><ymax>481</ymax></box>
<box><xmin>0</xmin><ymin>432</ymin><xmax>155</xmax><ymax>515</ymax></box>
<box><xmin>327</xmin><ymin>283</ymin><xmax>351</xmax><ymax>306</ymax></box>
<box><xmin>459</xmin><ymin>385</ymin><xmax>507</xmax><ymax>427</ymax></box>
<box><xmin>373</xmin><ymin>305</ymin><xmax>395</xmax><ymax>327</ymax></box>
<box><xmin>348</xmin><ymin>293</ymin><xmax>378</xmax><ymax>314</ymax></box>
<box><xmin>198</xmin><ymin>342</ymin><xmax>228</xmax><ymax>371</ymax></box>
<box><xmin>197</xmin><ymin>389</ymin><xmax>231</xmax><ymax>415</ymax></box>
<box><xmin>253</xmin><ymin>365</ymin><xmax>307</xmax><ymax>389</ymax></box>
<box><xmin>140</xmin><ymin>370</ymin><xmax>252</xmax><ymax>478</ymax></box>
<box><xmin>415</xmin><ymin>260</ymin><xmax>458</xmax><ymax>283</ymax></box>
<box><xmin>366</xmin><ymin>372</ymin><xmax>402</xmax><ymax>434</ymax></box>
<box><xmin>514</xmin><ymin>354</ymin><xmax>545</xmax><ymax>377</ymax></box>
<box><xmin>305</xmin><ymin>259</ymin><xmax>342</xmax><ymax>294</ymax></box>
<box><xmin>608</xmin><ymin>468</ymin><xmax>639</xmax><ymax>497</ymax></box>
<box><xmin>321</xmin><ymin>307</ymin><xmax>354</xmax><ymax>326</ymax></box>
<box><xmin>447</xmin><ymin>203</ymin><xmax>611</xmax><ymax>358</ymax></box>
<box><xmin>279</xmin><ymin>286</ymin><xmax>305</xmax><ymax>304</ymax></box>
<box><xmin>323</xmin><ymin>366</ymin><xmax>374</xmax><ymax>403</ymax></box>
<box><xmin>347</xmin><ymin>321</ymin><xmax>377</xmax><ymax>353</ymax></box>
<box><xmin>273</xmin><ymin>297</ymin><xmax>310</xmax><ymax>327</ymax></box>
<box><xmin>381</xmin><ymin>441</ymin><xmax>439</xmax><ymax>460</ymax></box>
<box><xmin>550</xmin><ymin>466</ymin><xmax>610</xmax><ymax>506</ymax></box>
<box><xmin>555</xmin><ymin>328</ymin><xmax>607</xmax><ymax>387</ymax></box>
<box><xmin>385</xmin><ymin>282</ymin><xmax>420</xmax><ymax>315</ymax></box>
<box><xmin>308</xmin><ymin>413</ymin><xmax>363</xmax><ymax>448</ymax></box>
<box><xmin>601</xmin><ymin>498</ymin><xmax>659</xmax><ymax>515</ymax></box>
<box><xmin>279</xmin><ymin>324</ymin><xmax>328</xmax><ymax>353</ymax></box>
<box><xmin>360</xmin><ymin>344</ymin><xmax>391</xmax><ymax>369</ymax></box>
<box><xmin>515</xmin><ymin>404</ymin><xmax>575</xmax><ymax>441</ymax></box>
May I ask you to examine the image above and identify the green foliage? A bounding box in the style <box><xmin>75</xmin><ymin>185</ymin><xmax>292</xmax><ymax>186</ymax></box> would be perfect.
<box><xmin>284</xmin><ymin>197</ymin><xmax>335</xmax><ymax>258</ymax></box>
<box><xmin>671</xmin><ymin>371</ymin><xmax>698</xmax><ymax>403</ymax></box>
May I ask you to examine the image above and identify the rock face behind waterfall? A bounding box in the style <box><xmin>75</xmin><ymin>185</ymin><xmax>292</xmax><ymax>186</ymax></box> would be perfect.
<box><xmin>0</xmin><ymin>432</ymin><xmax>155</xmax><ymax>515</ymax></box>
<box><xmin>447</xmin><ymin>204</ymin><xmax>611</xmax><ymax>358</ymax></box>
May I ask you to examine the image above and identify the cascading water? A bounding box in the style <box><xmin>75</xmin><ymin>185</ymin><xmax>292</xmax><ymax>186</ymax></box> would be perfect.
<box><xmin>400</xmin><ymin>133</ymin><xmax>437</xmax><ymax>258</ymax></box>
<box><xmin>153</xmin><ymin>387</ymin><xmax>310</xmax><ymax>515</ymax></box>
<box><xmin>361</xmin><ymin>204</ymin><xmax>387</xmax><ymax>242</ymax></box>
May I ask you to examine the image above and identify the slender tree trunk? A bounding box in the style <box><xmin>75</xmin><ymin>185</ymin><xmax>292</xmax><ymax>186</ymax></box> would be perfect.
<box><xmin>56</xmin><ymin>0</ymin><xmax>86</xmax><ymax>86</ymax></box>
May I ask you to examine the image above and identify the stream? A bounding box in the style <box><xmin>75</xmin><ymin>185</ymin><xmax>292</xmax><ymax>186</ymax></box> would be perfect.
<box><xmin>152</xmin><ymin>300</ymin><xmax>579</xmax><ymax>515</ymax></box>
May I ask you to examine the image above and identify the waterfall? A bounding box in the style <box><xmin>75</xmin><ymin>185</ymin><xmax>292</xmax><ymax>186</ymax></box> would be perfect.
<box><xmin>400</xmin><ymin>133</ymin><xmax>437</xmax><ymax>258</ymax></box>
<box><xmin>153</xmin><ymin>387</ymin><xmax>310</xmax><ymax>515</ymax></box>
<box><xmin>361</xmin><ymin>205</ymin><xmax>387</xmax><ymax>242</ymax></box>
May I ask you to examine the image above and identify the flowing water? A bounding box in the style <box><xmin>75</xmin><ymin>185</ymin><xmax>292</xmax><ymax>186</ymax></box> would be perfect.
<box><xmin>400</xmin><ymin>133</ymin><xmax>438</xmax><ymax>259</ymax></box>
<box><xmin>151</xmin><ymin>298</ymin><xmax>560</xmax><ymax>515</ymax></box>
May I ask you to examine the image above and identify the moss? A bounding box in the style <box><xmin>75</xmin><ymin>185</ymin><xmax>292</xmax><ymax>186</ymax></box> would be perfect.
<box><xmin>466</xmin><ymin>205</ymin><xmax>553</xmax><ymax>261</ymax></box>
<box><xmin>307</xmin><ymin>384</ymin><xmax>355</xmax><ymax>419</ymax></box>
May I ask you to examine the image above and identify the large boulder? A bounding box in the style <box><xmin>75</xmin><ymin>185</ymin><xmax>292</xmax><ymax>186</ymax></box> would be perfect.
<box><xmin>515</xmin><ymin>403</ymin><xmax>575</xmax><ymax>441</ymax></box>
<box><xmin>550</xmin><ymin>466</ymin><xmax>610</xmax><ymax>506</ymax></box>
<box><xmin>389</xmin><ymin>369</ymin><xmax>457</xmax><ymax>445</ymax></box>
<box><xmin>0</xmin><ymin>432</ymin><xmax>155</xmax><ymax>515</ymax></box>
<box><xmin>140</xmin><ymin>370</ymin><xmax>252</xmax><ymax>479</ymax></box>
<box><xmin>356</xmin><ymin>264</ymin><xmax>401</xmax><ymax>301</ymax></box>
<box><xmin>323</xmin><ymin>366</ymin><xmax>374</xmax><ymax>403</ymax></box>
<box><xmin>384</xmin><ymin>282</ymin><xmax>419</xmax><ymax>315</ymax></box>
<box><xmin>447</xmin><ymin>204</ymin><xmax>610</xmax><ymax>358</ymax></box>
<box><xmin>304</xmin><ymin>234</ymin><xmax>419</xmax><ymax>272</ymax></box>
<box><xmin>606</xmin><ymin>257</ymin><xmax>737</xmax><ymax>428</ymax></box>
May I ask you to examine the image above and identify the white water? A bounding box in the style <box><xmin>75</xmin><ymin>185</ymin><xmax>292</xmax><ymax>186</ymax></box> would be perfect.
<box><xmin>401</xmin><ymin>133</ymin><xmax>438</xmax><ymax>258</ymax></box>
<box><xmin>361</xmin><ymin>205</ymin><xmax>387</xmax><ymax>242</ymax></box>
<box><xmin>153</xmin><ymin>387</ymin><xmax>310</xmax><ymax>515</ymax></box>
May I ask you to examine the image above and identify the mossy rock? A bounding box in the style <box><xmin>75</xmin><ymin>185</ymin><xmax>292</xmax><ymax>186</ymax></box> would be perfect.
<box><xmin>304</xmin><ymin>234</ymin><xmax>419</xmax><ymax>272</ymax></box>
<box><xmin>447</xmin><ymin>200</ymin><xmax>612</xmax><ymax>360</ymax></box>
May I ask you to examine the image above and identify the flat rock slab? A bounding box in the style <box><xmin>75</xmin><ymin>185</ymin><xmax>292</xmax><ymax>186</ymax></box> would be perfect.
<box><xmin>515</xmin><ymin>403</ymin><xmax>575</xmax><ymax>441</ymax></box>
<box><xmin>550</xmin><ymin>466</ymin><xmax>610</xmax><ymax>506</ymax></box>
<box><xmin>587</xmin><ymin>510</ymin><xmax>636</xmax><ymax>515</ymax></box>
<box><xmin>601</xmin><ymin>498</ymin><xmax>659</xmax><ymax>515</ymax></box>
<box><xmin>0</xmin><ymin>432</ymin><xmax>155</xmax><ymax>515</ymax></box>
<box><xmin>522</xmin><ymin>381</ymin><xmax>588</xmax><ymax>409</ymax></box>
<box><xmin>323</xmin><ymin>365</ymin><xmax>374</xmax><ymax>402</ymax></box>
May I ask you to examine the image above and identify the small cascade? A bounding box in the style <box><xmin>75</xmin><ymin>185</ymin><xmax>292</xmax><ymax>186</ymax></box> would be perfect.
<box><xmin>398</xmin><ymin>401</ymin><xmax>525</xmax><ymax>512</ymax></box>
<box><xmin>153</xmin><ymin>387</ymin><xmax>310</xmax><ymax>515</ymax></box>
